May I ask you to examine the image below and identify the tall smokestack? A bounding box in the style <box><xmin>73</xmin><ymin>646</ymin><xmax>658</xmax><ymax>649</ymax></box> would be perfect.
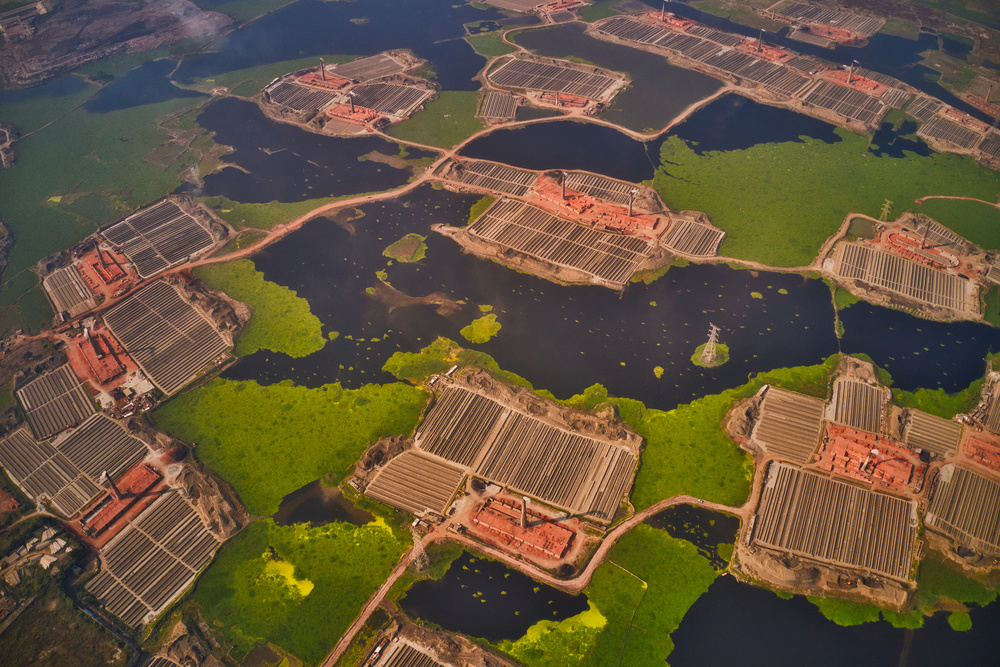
<box><xmin>521</xmin><ymin>496</ymin><xmax>529</xmax><ymax>529</ymax></box>
<box><xmin>660</xmin><ymin>1</ymin><xmax>665</xmax><ymax>21</ymax></box>
<box><xmin>629</xmin><ymin>187</ymin><xmax>638</xmax><ymax>217</ymax></box>
<box><xmin>757</xmin><ymin>29</ymin><xmax>763</xmax><ymax>52</ymax></box>
<box><xmin>320</xmin><ymin>57</ymin><xmax>326</xmax><ymax>81</ymax></box>
<box><xmin>561</xmin><ymin>172</ymin><xmax>566</xmax><ymax>200</ymax></box>
<box><xmin>99</xmin><ymin>471</ymin><xmax>121</xmax><ymax>501</ymax></box>
<box><xmin>349</xmin><ymin>91</ymin><xmax>355</xmax><ymax>113</ymax></box>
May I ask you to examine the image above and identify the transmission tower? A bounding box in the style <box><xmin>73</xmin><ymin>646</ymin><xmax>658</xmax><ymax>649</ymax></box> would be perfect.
<box><xmin>879</xmin><ymin>198</ymin><xmax>893</xmax><ymax>222</ymax></box>
<box><xmin>702</xmin><ymin>324</ymin><xmax>720</xmax><ymax>365</ymax></box>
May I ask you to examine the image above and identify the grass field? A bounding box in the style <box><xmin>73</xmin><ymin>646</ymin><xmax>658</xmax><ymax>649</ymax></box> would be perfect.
<box><xmin>383</xmin><ymin>233</ymin><xmax>428</xmax><ymax>263</ymax></box>
<box><xmin>198</xmin><ymin>195</ymin><xmax>343</xmax><ymax>231</ymax></box>
<box><xmin>193</xmin><ymin>518</ymin><xmax>408</xmax><ymax>664</ymax></box>
<box><xmin>653</xmin><ymin>132</ymin><xmax>1000</xmax><ymax>267</ymax></box>
<box><xmin>387</xmin><ymin>92</ymin><xmax>485</xmax><ymax>148</ymax></box>
<box><xmin>154</xmin><ymin>379</ymin><xmax>427</xmax><ymax>514</ymax></box>
<box><xmin>891</xmin><ymin>377</ymin><xmax>984</xmax><ymax>420</ymax></box>
<box><xmin>915</xmin><ymin>198</ymin><xmax>1000</xmax><ymax>251</ymax></box>
<box><xmin>583</xmin><ymin>524</ymin><xmax>718</xmax><ymax>664</ymax></box>
<box><xmin>466</xmin><ymin>33</ymin><xmax>517</xmax><ymax>57</ymax></box>
<box><xmin>194</xmin><ymin>259</ymin><xmax>325</xmax><ymax>358</ymax></box>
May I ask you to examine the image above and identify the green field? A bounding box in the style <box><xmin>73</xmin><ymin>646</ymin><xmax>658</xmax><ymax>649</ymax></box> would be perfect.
<box><xmin>193</xmin><ymin>518</ymin><xmax>408</xmax><ymax>664</ymax></box>
<box><xmin>382</xmin><ymin>233</ymin><xmax>428</xmax><ymax>263</ymax></box>
<box><xmin>466</xmin><ymin>33</ymin><xmax>517</xmax><ymax>57</ymax></box>
<box><xmin>387</xmin><ymin>91</ymin><xmax>485</xmax><ymax>148</ymax></box>
<box><xmin>154</xmin><ymin>379</ymin><xmax>427</xmax><ymax>514</ymax></box>
<box><xmin>914</xmin><ymin>198</ymin><xmax>1000</xmax><ymax>251</ymax></box>
<box><xmin>583</xmin><ymin>524</ymin><xmax>719</xmax><ymax>664</ymax></box>
<box><xmin>194</xmin><ymin>259</ymin><xmax>325</xmax><ymax>358</ymax></box>
<box><xmin>653</xmin><ymin>132</ymin><xmax>1000</xmax><ymax>267</ymax></box>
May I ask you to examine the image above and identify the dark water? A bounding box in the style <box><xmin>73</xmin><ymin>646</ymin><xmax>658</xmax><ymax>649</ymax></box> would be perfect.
<box><xmin>512</xmin><ymin>22</ymin><xmax>722</xmax><ymax>133</ymax></box>
<box><xmin>399</xmin><ymin>552</ymin><xmax>588</xmax><ymax>642</ymax></box>
<box><xmin>191</xmin><ymin>97</ymin><xmax>420</xmax><ymax>203</ymax></box>
<box><xmin>868</xmin><ymin>120</ymin><xmax>931</xmax><ymax>158</ymax></box>
<box><xmin>840</xmin><ymin>302</ymin><xmax>1000</xmax><ymax>392</ymax></box>
<box><xmin>0</xmin><ymin>73</ymin><xmax>90</xmax><ymax>105</ymax></box>
<box><xmin>670</xmin><ymin>575</ymin><xmax>1000</xmax><ymax>666</ymax></box>
<box><xmin>272</xmin><ymin>479</ymin><xmax>373</xmax><ymax>527</ymax></box>
<box><xmin>939</xmin><ymin>34</ymin><xmax>973</xmax><ymax>60</ymax></box>
<box><xmin>651</xmin><ymin>1</ymin><xmax>991</xmax><ymax>123</ymax></box>
<box><xmin>174</xmin><ymin>0</ymin><xmax>497</xmax><ymax>91</ymax></box>
<box><xmin>672</xmin><ymin>93</ymin><xmax>843</xmax><ymax>153</ymax></box>
<box><xmin>644</xmin><ymin>504</ymin><xmax>740</xmax><ymax>569</ymax></box>
<box><xmin>226</xmin><ymin>184</ymin><xmax>844</xmax><ymax>409</ymax></box>
<box><xmin>460</xmin><ymin>120</ymin><xmax>656</xmax><ymax>182</ymax></box>
<box><xmin>84</xmin><ymin>59</ymin><xmax>205</xmax><ymax>113</ymax></box>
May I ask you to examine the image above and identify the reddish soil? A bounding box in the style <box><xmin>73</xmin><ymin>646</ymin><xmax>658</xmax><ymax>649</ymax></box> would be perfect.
<box><xmin>963</xmin><ymin>436</ymin><xmax>1000</xmax><ymax>474</ymax></box>
<box><xmin>59</xmin><ymin>323</ymin><xmax>142</xmax><ymax>395</ymax></box>
<box><xmin>468</xmin><ymin>497</ymin><xmax>575</xmax><ymax>562</ymax></box>
<box><xmin>803</xmin><ymin>23</ymin><xmax>863</xmax><ymax>44</ymax></box>
<box><xmin>876</xmin><ymin>229</ymin><xmax>962</xmax><ymax>272</ymax></box>
<box><xmin>737</xmin><ymin>41</ymin><xmax>793</xmax><ymax>63</ymax></box>
<box><xmin>327</xmin><ymin>104</ymin><xmax>383</xmax><ymax>126</ymax></box>
<box><xmin>80</xmin><ymin>464</ymin><xmax>162</xmax><ymax>537</ymax></box>
<box><xmin>821</xmin><ymin>69</ymin><xmax>888</xmax><ymax>96</ymax></box>
<box><xmin>945</xmin><ymin>108</ymin><xmax>990</xmax><ymax>132</ymax></box>
<box><xmin>814</xmin><ymin>424</ymin><xmax>925</xmax><ymax>494</ymax></box>
<box><xmin>298</xmin><ymin>71</ymin><xmax>351</xmax><ymax>90</ymax></box>
<box><xmin>528</xmin><ymin>173</ymin><xmax>666</xmax><ymax>239</ymax></box>
<box><xmin>76</xmin><ymin>245</ymin><xmax>138</xmax><ymax>303</ymax></box>
<box><xmin>639</xmin><ymin>10</ymin><xmax>694</xmax><ymax>31</ymax></box>
<box><xmin>0</xmin><ymin>488</ymin><xmax>18</xmax><ymax>513</ymax></box>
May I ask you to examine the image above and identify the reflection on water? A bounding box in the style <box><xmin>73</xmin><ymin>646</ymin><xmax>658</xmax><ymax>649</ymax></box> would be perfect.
<box><xmin>400</xmin><ymin>552</ymin><xmax>588</xmax><ymax>642</ymax></box>
<box><xmin>272</xmin><ymin>479</ymin><xmax>373</xmax><ymax>527</ymax></box>
<box><xmin>192</xmin><ymin>97</ymin><xmax>421</xmax><ymax>203</ymax></box>
<box><xmin>670</xmin><ymin>575</ymin><xmax>1000</xmax><ymax>666</ymax></box>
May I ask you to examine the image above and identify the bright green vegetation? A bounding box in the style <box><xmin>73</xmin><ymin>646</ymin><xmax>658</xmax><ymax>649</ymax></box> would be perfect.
<box><xmin>384</xmin><ymin>336</ymin><xmax>534</xmax><ymax>390</ymax></box>
<box><xmin>154</xmin><ymin>379</ymin><xmax>427</xmax><ymax>514</ymax></box>
<box><xmin>387</xmin><ymin>92</ymin><xmax>485</xmax><ymax>148</ymax></box>
<box><xmin>460</xmin><ymin>314</ymin><xmax>501</xmax><ymax>343</ymax></box>
<box><xmin>215</xmin><ymin>230</ymin><xmax>269</xmax><ymax>256</ymax></box>
<box><xmin>578</xmin><ymin>0</ymin><xmax>621</xmax><ymax>22</ymax></box>
<box><xmin>498</xmin><ymin>601</ymin><xmax>606</xmax><ymax>666</ymax></box>
<box><xmin>466</xmin><ymin>33</ymin><xmax>517</xmax><ymax>57</ymax></box>
<box><xmin>194</xmin><ymin>259</ymin><xmax>325</xmax><ymax>358</ymax></box>
<box><xmin>583</xmin><ymin>524</ymin><xmax>718</xmax><ymax>664</ymax></box>
<box><xmin>807</xmin><ymin>597</ymin><xmax>882</xmax><ymax>626</ymax></box>
<box><xmin>628</xmin><ymin>355</ymin><xmax>841</xmax><ymax>510</ymax></box>
<box><xmin>914</xmin><ymin>552</ymin><xmax>997</xmax><ymax>613</ymax></box>
<box><xmin>984</xmin><ymin>285</ymin><xmax>1000</xmax><ymax>327</ymax></box>
<box><xmin>193</xmin><ymin>519</ymin><xmax>408</xmax><ymax>664</ymax></box>
<box><xmin>654</xmin><ymin>132</ymin><xmax>1000</xmax><ymax>267</ymax></box>
<box><xmin>199</xmin><ymin>195</ymin><xmax>340</xmax><ymax>231</ymax></box>
<box><xmin>383</xmin><ymin>233</ymin><xmax>428</xmax><ymax>263</ymax></box>
<box><xmin>0</xmin><ymin>587</ymin><xmax>132</xmax><ymax>667</ymax></box>
<box><xmin>468</xmin><ymin>195</ymin><xmax>495</xmax><ymax>224</ymax></box>
<box><xmin>654</xmin><ymin>365</ymin><xmax>664</xmax><ymax>379</ymax></box>
<box><xmin>691</xmin><ymin>342</ymin><xmax>730</xmax><ymax>368</ymax></box>
<box><xmin>892</xmin><ymin>377</ymin><xmax>984</xmax><ymax>420</ymax></box>
<box><xmin>833</xmin><ymin>286</ymin><xmax>861</xmax><ymax>310</ymax></box>
<box><xmin>916</xmin><ymin>198</ymin><xmax>1000</xmax><ymax>251</ymax></box>
<box><xmin>949</xmin><ymin>611</ymin><xmax>973</xmax><ymax>631</ymax></box>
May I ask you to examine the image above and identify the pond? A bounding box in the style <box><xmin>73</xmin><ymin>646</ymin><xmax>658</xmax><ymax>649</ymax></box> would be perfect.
<box><xmin>272</xmin><ymin>479</ymin><xmax>373</xmax><ymax>527</ymax></box>
<box><xmin>399</xmin><ymin>551</ymin><xmax>589</xmax><ymax>642</ymax></box>
<box><xmin>644</xmin><ymin>504</ymin><xmax>740</xmax><ymax>569</ymax></box>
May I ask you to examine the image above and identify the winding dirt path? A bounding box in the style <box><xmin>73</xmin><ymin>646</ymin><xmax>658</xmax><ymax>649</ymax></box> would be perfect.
<box><xmin>321</xmin><ymin>494</ymin><xmax>746</xmax><ymax>666</ymax></box>
<box><xmin>915</xmin><ymin>195</ymin><xmax>1000</xmax><ymax>210</ymax></box>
